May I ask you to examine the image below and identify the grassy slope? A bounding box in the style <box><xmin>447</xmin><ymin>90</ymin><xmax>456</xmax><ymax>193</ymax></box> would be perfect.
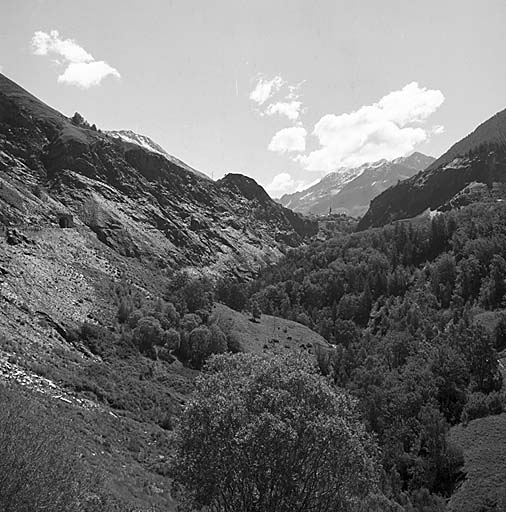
<box><xmin>449</xmin><ymin>413</ymin><xmax>506</xmax><ymax>511</ymax></box>
<box><xmin>212</xmin><ymin>303</ymin><xmax>329</xmax><ymax>355</ymax></box>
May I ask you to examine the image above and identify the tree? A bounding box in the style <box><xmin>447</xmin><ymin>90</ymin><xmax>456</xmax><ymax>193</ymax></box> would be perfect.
<box><xmin>132</xmin><ymin>316</ymin><xmax>164</xmax><ymax>355</ymax></box>
<box><xmin>188</xmin><ymin>326</ymin><xmax>212</xmax><ymax>369</ymax></box>
<box><xmin>163</xmin><ymin>328</ymin><xmax>181</xmax><ymax>351</ymax></box>
<box><xmin>173</xmin><ymin>353</ymin><xmax>380</xmax><ymax>512</ymax></box>
<box><xmin>250</xmin><ymin>299</ymin><xmax>261</xmax><ymax>322</ymax></box>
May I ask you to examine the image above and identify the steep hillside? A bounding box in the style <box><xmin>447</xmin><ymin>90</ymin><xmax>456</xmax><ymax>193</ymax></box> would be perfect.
<box><xmin>359</xmin><ymin>108</ymin><xmax>506</xmax><ymax>229</ymax></box>
<box><xmin>0</xmin><ymin>73</ymin><xmax>316</xmax><ymax>276</ymax></box>
<box><xmin>279</xmin><ymin>152</ymin><xmax>434</xmax><ymax>217</ymax></box>
<box><xmin>0</xmin><ymin>72</ymin><xmax>322</xmax><ymax>509</ymax></box>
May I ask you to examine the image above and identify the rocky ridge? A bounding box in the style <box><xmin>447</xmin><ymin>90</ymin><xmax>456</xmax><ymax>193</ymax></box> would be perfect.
<box><xmin>0</xmin><ymin>72</ymin><xmax>317</xmax><ymax>277</ymax></box>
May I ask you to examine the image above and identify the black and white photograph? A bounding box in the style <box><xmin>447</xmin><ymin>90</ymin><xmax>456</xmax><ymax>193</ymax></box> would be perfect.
<box><xmin>1</xmin><ymin>1</ymin><xmax>506</xmax><ymax>510</ymax></box>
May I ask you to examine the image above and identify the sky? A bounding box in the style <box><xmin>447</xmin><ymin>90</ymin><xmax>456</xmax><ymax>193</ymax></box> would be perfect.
<box><xmin>1</xmin><ymin>0</ymin><xmax>506</xmax><ymax>197</ymax></box>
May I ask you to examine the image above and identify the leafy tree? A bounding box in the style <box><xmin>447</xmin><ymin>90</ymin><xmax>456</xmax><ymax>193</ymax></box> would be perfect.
<box><xmin>117</xmin><ymin>297</ymin><xmax>134</xmax><ymax>324</ymax></box>
<box><xmin>209</xmin><ymin>324</ymin><xmax>227</xmax><ymax>354</ymax></box>
<box><xmin>250</xmin><ymin>299</ymin><xmax>261</xmax><ymax>322</ymax></box>
<box><xmin>480</xmin><ymin>255</ymin><xmax>506</xmax><ymax>308</ymax></box>
<box><xmin>163</xmin><ymin>327</ymin><xmax>181</xmax><ymax>351</ymax></box>
<box><xmin>430</xmin><ymin>254</ymin><xmax>456</xmax><ymax>308</ymax></box>
<box><xmin>173</xmin><ymin>353</ymin><xmax>380</xmax><ymax>512</ymax></box>
<box><xmin>495</xmin><ymin>313</ymin><xmax>506</xmax><ymax>350</ymax></box>
<box><xmin>187</xmin><ymin>325</ymin><xmax>227</xmax><ymax>369</ymax></box>
<box><xmin>132</xmin><ymin>316</ymin><xmax>164</xmax><ymax>355</ymax></box>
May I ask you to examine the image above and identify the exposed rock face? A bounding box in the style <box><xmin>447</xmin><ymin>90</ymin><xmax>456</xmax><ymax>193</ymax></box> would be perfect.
<box><xmin>0</xmin><ymin>73</ymin><xmax>316</xmax><ymax>276</ymax></box>
<box><xmin>279</xmin><ymin>153</ymin><xmax>434</xmax><ymax>217</ymax></box>
<box><xmin>358</xmin><ymin>108</ymin><xmax>506</xmax><ymax>229</ymax></box>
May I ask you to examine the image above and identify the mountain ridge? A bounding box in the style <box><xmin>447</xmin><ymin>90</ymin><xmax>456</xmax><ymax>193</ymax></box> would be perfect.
<box><xmin>279</xmin><ymin>152</ymin><xmax>434</xmax><ymax>217</ymax></box>
<box><xmin>0</xmin><ymin>72</ymin><xmax>316</xmax><ymax>276</ymax></box>
<box><xmin>358</xmin><ymin>107</ymin><xmax>506</xmax><ymax>229</ymax></box>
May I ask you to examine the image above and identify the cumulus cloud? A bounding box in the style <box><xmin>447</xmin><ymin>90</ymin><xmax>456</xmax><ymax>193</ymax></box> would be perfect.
<box><xmin>250</xmin><ymin>75</ymin><xmax>305</xmax><ymax>121</ymax></box>
<box><xmin>298</xmin><ymin>82</ymin><xmax>444</xmax><ymax>172</ymax></box>
<box><xmin>265</xmin><ymin>172</ymin><xmax>320</xmax><ymax>197</ymax></box>
<box><xmin>31</xmin><ymin>30</ymin><xmax>120</xmax><ymax>88</ymax></box>
<box><xmin>249</xmin><ymin>75</ymin><xmax>285</xmax><ymax>105</ymax></box>
<box><xmin>32</xmin><ymin>30</ymin><xmax>93</xmax><ymax>63</ymax></box>
<box><xmin>268</xmin><ymin>126</ymin><xmax>307</xmax><ymax>154</ymax></box>
<box><xmin>264</xmin><ymin>101</ymin><xmax>302</xmax><ymax>121</ymax></box>
<box><xmin>58</xmin><ymin>61</ymin><xmax>120</xmax><ymax>88</ymax></box>
<box><xmin>266</xmin><ymin>173</ymin><xmax>297</xmax><ymax>197</ymax></box>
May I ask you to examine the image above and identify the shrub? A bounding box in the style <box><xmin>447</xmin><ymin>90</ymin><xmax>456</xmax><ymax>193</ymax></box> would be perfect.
<box><xmin>460</xmin><ymin>391</ymin><xmax>505</xmax><ymax>424</ymax></box>
<box><xmin>226</xmin><ymin>331</ymin><xmax>243</xmax><ymax>353</ymax></box>
<box><xmin>172</xmin><ymin>353</ymin><xmax>380</xmax><ymax>511</ymax></box>
<box><xmin>79</xmin><ymin>322</ymin><xmax>113</xmax><ymax>357</ymax></box>
<box><xmin>487</xmin><ymin>390</ymin><xmax>505</xmax><ymax>415</ymax></box>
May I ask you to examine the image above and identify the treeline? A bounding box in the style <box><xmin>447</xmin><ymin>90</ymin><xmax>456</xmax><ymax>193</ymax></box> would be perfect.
<box><xmin>238</xmin><ymin>200</ymin><xmax>506</xmax><ymax>509</ymax></box>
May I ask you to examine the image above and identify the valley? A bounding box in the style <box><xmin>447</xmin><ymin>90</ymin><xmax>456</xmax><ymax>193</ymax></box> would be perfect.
<box><xmin>2</xmin><ymin>70</ymin><xmax>506</xmax><ymax>512</ymax></box>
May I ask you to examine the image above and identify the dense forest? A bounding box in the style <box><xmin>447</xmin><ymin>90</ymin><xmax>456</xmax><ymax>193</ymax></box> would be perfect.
<box><xmin>227</xmin><ymin>200</ymin><xmax>506</xmax><ymax>510</ymax></box>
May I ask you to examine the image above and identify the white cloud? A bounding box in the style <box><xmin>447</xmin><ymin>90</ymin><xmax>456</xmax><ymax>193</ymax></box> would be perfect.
<box><xmin>249</xmin><ymin>75</ymin><xmax>285</xmax><ymax>105</ymax></box>
<box><xmin>264</xmin><ymin>100</ymin><xmax>302</xmax><ymax>121</ymax></box>
<box><xmin>31</xmin><ymin>30</ymin><xmax>120</xmax><ymax>88</ymax></box>
<box><xmin>58</xmin><ymin>61</ymin><xmax>121</xmax><ymax>88</ymax></box>
<box><xmin>298</xmin><ymin>82</ymin><xmax>444</xmax><ymax>172</ymax></box>
<box><xmin>432</xmin><ymin>124</ymin><xmax>445</xmax><ymax>134</ymax></box>
<box><xmin>266</xmin><ymin>173</ymin><xmax>297</xmax><ymax>197</ymax></box>
<box><xmin>32</xmin><ymin>30</ymin><xmax>93</xmax><ymax>63</ymax></box>
<box><xmin>265</xmin><ymin>172</ymin><xmax>320</xmax><ymax>197</ymax></box>
<box><xmin>268</xmin><ymin>126</ymin><xmax>307</xmax><ymax>154</ymax></box>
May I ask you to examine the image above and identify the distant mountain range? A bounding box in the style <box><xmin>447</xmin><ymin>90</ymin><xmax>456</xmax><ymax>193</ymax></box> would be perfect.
<box><xmin>278</xmin><ymin>152</ymin><xmax>435</xmax><ymax>217</ymax></box>
<box><xmin>358</xmin><ymin>107</ymin><xmax>506</xmax><ymax>229</ymax></box>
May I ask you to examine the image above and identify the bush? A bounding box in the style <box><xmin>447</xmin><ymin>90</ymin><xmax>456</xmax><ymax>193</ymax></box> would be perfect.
<box><xmin>172</xmin><ymin>353</ymin><xmax>380</xmax><ymax>511</ymax></box>
<box><xmin>461</xmin><ymin>391</ymin><xmax>505</xmax><ymax>424</ymax></box>
<box><xmin>79</xmin><ymin>322</ymin><xmax>114</xmax><ymax>357</ymax></box>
